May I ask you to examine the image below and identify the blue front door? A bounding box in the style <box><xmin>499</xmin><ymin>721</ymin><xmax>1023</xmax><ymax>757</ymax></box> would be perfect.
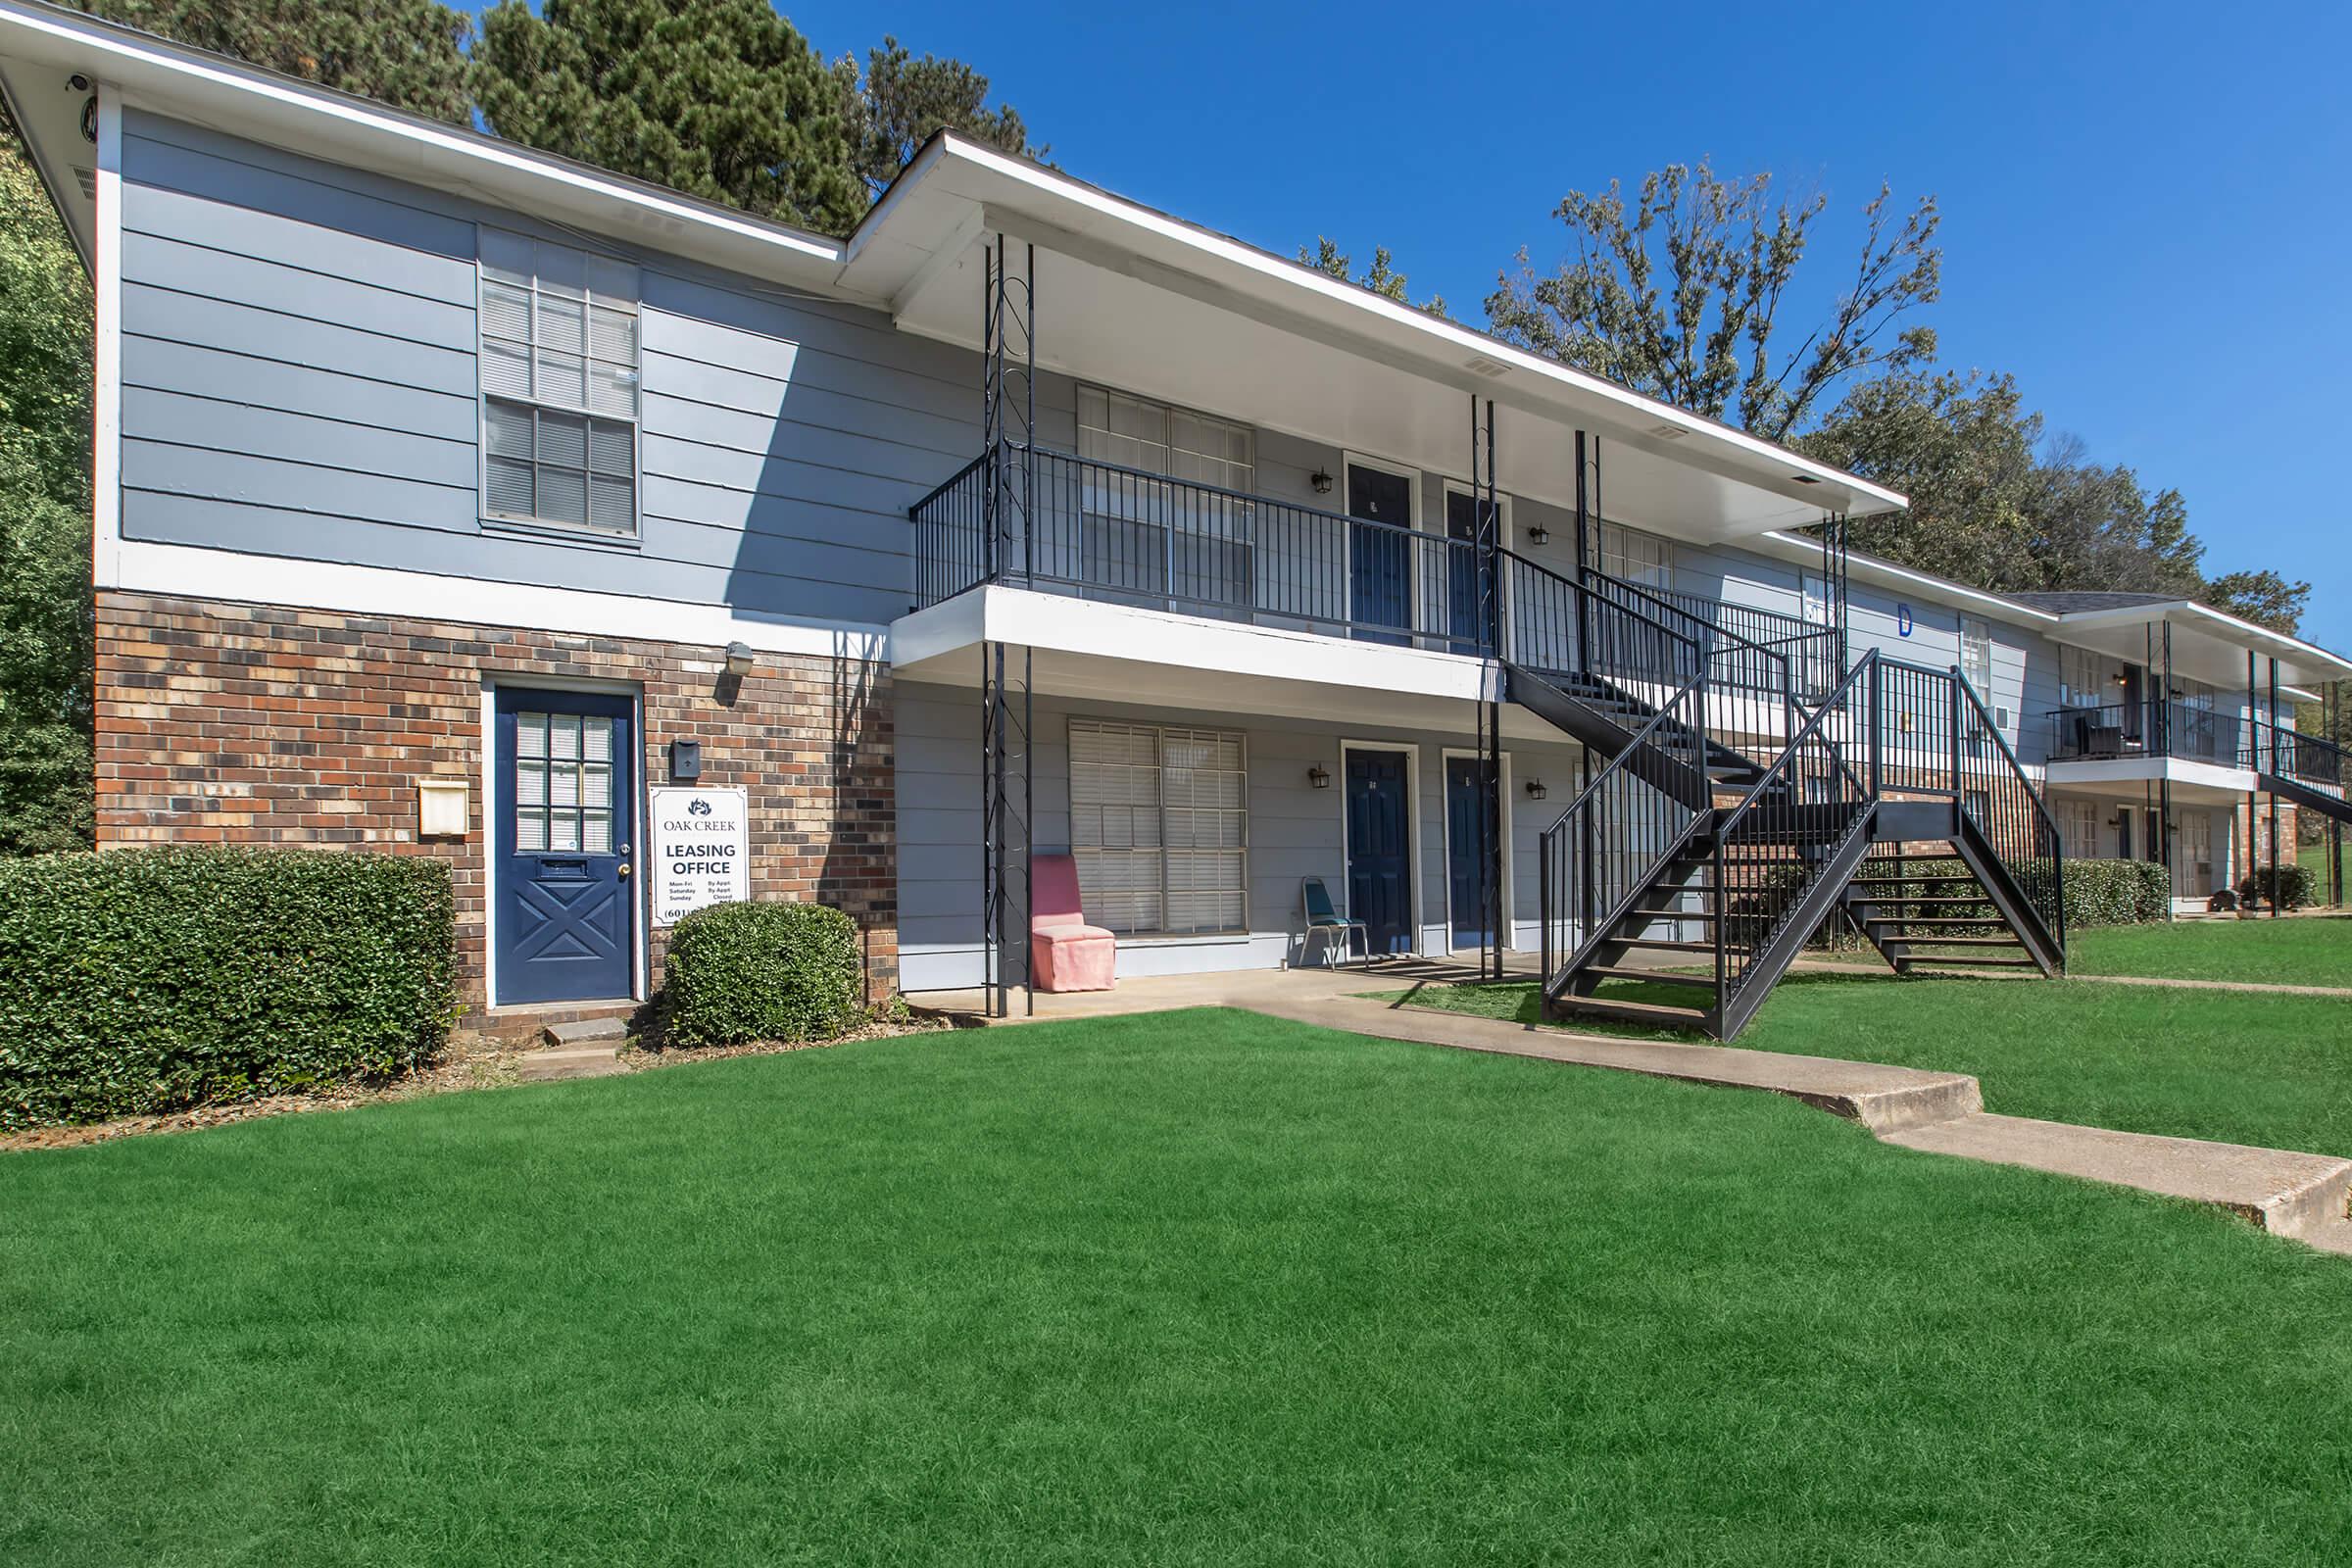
<box><xmin>495</xmin><ymin>688</ymin><xmax>637</xmax><ymax>1004</ymax></box>
<box><xmin>1446</xmin><ymin>756</ymin><xmax>1493</xmax><ymax>949</ymax></box>
<box><xmin>1348</xmin><ymin>463</ymin><xmax>1414</xmax><ymax>646</ymax></box>
<box><xmin>1346</xmin><ymin>749</ymin><xmax>1414</xmax><ymax>956</ymax></box>
<box><xmin>1444</xmin><ymin>489</ymin><xmax>1490</xmax><ymax>657</ymax></box>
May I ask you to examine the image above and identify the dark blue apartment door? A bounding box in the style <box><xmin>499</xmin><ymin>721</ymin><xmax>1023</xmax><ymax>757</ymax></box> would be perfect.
<box><xmin>1346</xmin><ymin>749</ymin><xmax>1414</xmax><ymax>956</ymax></box>
<box><xmin>1348</xmin><ymin>463</ymin><xmax>1414</xmax><ymax>646</ymax></box>
<box><xmin>1446</xmin><ymin>755</ymin><xmax>1493</xmax><ymax>949</ymax></box>
<box><xmin>495</xmin><ymin>688</ymin><xmax>637</xmax><ymax>1004</ymax></box>
<box><xmin>1444</xmin><ymin>489</ymin><xmax>1492</xmax><ymax>657</ymax></box>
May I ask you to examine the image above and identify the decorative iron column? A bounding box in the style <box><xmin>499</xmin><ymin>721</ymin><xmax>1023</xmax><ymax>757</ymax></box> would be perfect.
<box><xmin>2159</xmin><ymin>619</ymin><xmax>2175</xmax><ymax>919</ymax></box>
<box><xmin>1472</xmin><ymin>394</ymin><xmax>1503</xmax><ymax>980</ymax></box>
<box><xmin>2268</xmin><ymin>655</ymin><xmax>2281</xmax><ymax>918</ymax></box>
<box><xmin>978</xmin><ymin>238</ymin><xmax>1037</xmax><ymax>1016</ymax></box>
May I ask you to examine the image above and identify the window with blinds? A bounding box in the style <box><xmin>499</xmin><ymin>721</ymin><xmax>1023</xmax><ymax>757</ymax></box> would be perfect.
<box><xmin>1074</xmin><ymin>387</ymin><xmax>1254</xmax><ymax>607</ymax></box>
<box><xmin>1597</xmin><ymin>521</ymin><xmax>1674</xmax><ymax>588</ymax></box>
<box><xmin>480</xmin><ymin>229</ymin><xmax>640</xmax><ymax>536</ymax></box>
<box><xmin>514</xmin><ymin>710</ymin><xmax>616</xmax><ymax>854</ymax></box>
<box><xmin>1960</xmin><ymin>615</ymin><xmax>1993</xmax><ymax>690</ymax></box>
<box><xmin>1068</xmin><ymin>719</ymin><xmax>1247</xmax><ymax>935</ymax></box>
<box><xmin>2059</xmin><ymin>644</ymin><xmax>2108</xmax><ymax>707</ymax></box>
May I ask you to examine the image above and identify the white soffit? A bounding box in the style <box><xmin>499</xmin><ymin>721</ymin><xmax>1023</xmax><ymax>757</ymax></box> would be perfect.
<box><xmin>2052</xmin><ymin>603</ymin><xmax>2352</xmax><ymax>691</ymax></box>
<box><xmin>845</xmin><ymin>138</ymin><xmax>1908</xmax><ymax>541</ymax></box>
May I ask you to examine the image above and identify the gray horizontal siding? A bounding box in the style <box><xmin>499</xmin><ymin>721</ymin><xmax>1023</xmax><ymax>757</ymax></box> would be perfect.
<box><xmin>896</xmin><ymin>681</ymin><xmax>1584</xmax><ymax>990</ymax></box>
<box><xmin>116</xmin><ymin>107</ymin><xmax>1018</xmax><ymax>627</ymax></box>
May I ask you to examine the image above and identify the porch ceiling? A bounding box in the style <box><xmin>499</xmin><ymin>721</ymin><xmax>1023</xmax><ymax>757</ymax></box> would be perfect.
<box><xmin>2052</xmin><ymin>605</ymin><xmax>2352</xmax><ymax>693</ymax></box>
<box><xmin>848</xmin><ymin>137</ymin><xmax>1905</xmax><ymax>545</ymax></box>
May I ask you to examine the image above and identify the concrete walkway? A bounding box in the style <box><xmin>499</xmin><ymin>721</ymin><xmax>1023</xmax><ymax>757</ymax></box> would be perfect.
<box><xmin>1790</xmin><ymin>956</ymin><xmax>2352</xmax><ymax>1001</ymax></box>
<box><xmin>917</xmin><ymin>963</ymin><xmax>2352</xmax><ymax>1255</ymax></box>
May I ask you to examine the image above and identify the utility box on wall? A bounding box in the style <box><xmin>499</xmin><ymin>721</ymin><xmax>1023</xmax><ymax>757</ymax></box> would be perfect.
<box><xmin>416</xmin><ymin>779</ymin><xmax>470</xmax><ymax>839</ymax></box>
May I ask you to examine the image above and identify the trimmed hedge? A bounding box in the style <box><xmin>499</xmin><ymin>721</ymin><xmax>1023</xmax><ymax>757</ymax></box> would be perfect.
<box><xmin>1800</xmin><ymin>854</ymin><xmax>2169</xmax><ymax>950</ymax></box>
<box><xmin>0</xmin><ymin>848</ymin><xmax>457</xmax><ymax>1129</ymax></box>
<box><xmin>2061</xmin><ymin>857</ymin><xmax>2173</xmax><ymax>928</ymax></box>
<box><xmin>2239</xmin><ymin>863</ymin><xmax>2316</xmax><ymax>912</ymax></box>
<box><xmin>663</xmin><ymin>900</ymin><xmax>861</xmax><ymax>1048</ymax></box>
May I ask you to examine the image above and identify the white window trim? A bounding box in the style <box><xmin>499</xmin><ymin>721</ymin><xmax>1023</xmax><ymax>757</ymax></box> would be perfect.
<box><xmin>1335</xmin><ymin>738</ymin><xmax>1424</xmax><ymax>957</ymax></box>
<box><xmin>1067</xmin><ymin>716</ymin><xmax>1250</xmax><ymax>938</ymax></box>
<box><xmin>1959</xmin><ymin>613</ymin><xmax>1994</xmax><ymax>690</ymax></box>
<box><xmin>475</xmin><ymin>230</ymin><xmax>645</xmax><ymax>544</ymax></box>
<box><xmin>1439</xmin><ymin>746</ymin><xmax>1513</xmax><ymax>953</ymax></box>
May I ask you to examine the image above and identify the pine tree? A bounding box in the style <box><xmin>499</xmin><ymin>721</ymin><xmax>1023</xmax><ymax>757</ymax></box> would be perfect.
<box><xmin>473</xmin><ymin>0</ymin><xmax>867</xmax><ymax>236</ymax></box>
<box><xmin>85</xmin><ymin>0</ymin><xmax>474</xmax><ymax>122</ymax></box>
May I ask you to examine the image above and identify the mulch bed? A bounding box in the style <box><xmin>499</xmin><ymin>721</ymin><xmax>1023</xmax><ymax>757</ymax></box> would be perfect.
<box><xmin>2</xmin><ymin>1011</ymin><xmax>952</xmax><ymax>1153</ymax></box>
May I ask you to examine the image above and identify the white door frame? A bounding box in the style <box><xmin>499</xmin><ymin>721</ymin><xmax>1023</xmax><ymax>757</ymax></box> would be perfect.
<box><xmin>1439</xmin><ymin>746</ymin><xmax>1513</xmax><ymax>952</ymax></box>
<box><xmin>480</xmin><ymin>673</ymin><xmax>648</xmax><ymax>1009</ymax></box>
<box><xmin>1336</xmin><ymin>738</ymin><xmax>1423</xmax><ymax>958</ymax></box>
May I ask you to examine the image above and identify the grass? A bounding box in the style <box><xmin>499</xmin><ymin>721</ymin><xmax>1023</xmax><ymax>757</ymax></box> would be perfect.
<box><xmin>1382</xmin><ymin>970</ymin><xmax>2352</xmax><ymax>1156</ymax></box>
<box><xmin>5</xmin><ymin>1008</ymin><xmax>2350</xmax><ymax>1564</ymax></box>
<box><xmin>2064</xmin><ymin>914</ymin><xmax>2352</xmax><ymax>988</ymax></box>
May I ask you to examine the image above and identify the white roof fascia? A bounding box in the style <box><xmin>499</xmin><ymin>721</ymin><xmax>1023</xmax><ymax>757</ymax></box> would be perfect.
<box><xmin>0</xmin><ymin>0</ymin><xmax>854</xmax><ymax>289</ymax></box>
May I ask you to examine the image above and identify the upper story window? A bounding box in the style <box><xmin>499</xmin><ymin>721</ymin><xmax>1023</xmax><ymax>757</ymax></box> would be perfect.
<box><xmin>478</xmin><ymin>229</ymin><xmax>641</xmax><ymax>537</ymax></box>
<box><xmin>1597</xmin><ymin>522</ymin><xmax>1674</xmax><ymax>590</ymax></box>
<box><xmin>1959</xmin><ymin>615</ymin><xmax>1993</xmax><ymax>691</ymax></box>
<box><xmin>2059</xmin><ymin>644</ymin><xmax>2108</xmax><ymax>708</ymax></box>
<box><xmin>1077</xmin><ymin>386</ymin><xmax>1253</xmax><ymax>492</ymax></box>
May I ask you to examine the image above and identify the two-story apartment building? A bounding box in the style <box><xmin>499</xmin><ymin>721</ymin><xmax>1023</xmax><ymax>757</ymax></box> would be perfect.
<box><xmin>4</xmin><ymin>2</ymin><xmax>2344</xmax><ymax>1036</ymax></box>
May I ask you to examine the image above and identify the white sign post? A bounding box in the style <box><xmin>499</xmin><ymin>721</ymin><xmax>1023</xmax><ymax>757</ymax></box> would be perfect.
<box><xmin>648</xmin><ymin>786</ymin><xmax>750</xmax><ymax>926</ymax></box>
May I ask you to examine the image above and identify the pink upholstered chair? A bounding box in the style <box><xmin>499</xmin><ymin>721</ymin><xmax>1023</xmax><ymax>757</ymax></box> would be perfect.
<box><xmin>1030</xmin><ymin>854</ymin><xmax>1116</xmax><ymax>992</ymax></box>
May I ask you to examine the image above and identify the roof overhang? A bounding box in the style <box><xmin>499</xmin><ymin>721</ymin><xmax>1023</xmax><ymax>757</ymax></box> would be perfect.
<box><xmin>1754</xmin><ymin>531</ymin><xmax>2059</xmax><ymax>624</ymax></box>
<box><xmin>2050</xmin><ymin>600</ymin><xmax>2352</xmax><ymax>691</ymax></box>
<box><xmin>842</xmin><ymin>135</ymin><xmax>1907</xmax><ymax>542</ymax></box>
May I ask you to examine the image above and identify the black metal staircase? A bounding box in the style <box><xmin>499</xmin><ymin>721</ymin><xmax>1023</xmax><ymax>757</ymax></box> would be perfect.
<box><xmin>1523</xmin><ymin>622</ymin><xmax>2068</xmax><ymax>1040</ymax></box>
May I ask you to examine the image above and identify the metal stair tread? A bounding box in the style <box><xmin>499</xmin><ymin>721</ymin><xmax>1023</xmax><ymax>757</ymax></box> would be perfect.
<box><xmin>1577</xmin><ymin>965</ymin><xmax>1717</xmax><ymax>990</ymax></box>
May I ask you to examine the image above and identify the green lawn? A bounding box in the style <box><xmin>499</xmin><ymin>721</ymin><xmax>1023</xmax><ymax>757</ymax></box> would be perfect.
<box><xmin>2067</xmin><ymin>914</ymin><xmax>2352</xmax><ymax>988</ymax></box>
<box><xmin>6</xmin><ymin>1008</ymin><xmax>2350</xmax><ymax>1564</ymax></box>
<box><xmin>1385</xmin><ymin>972</ymin><xmax>2352</xmax><ymax>1156</ymax></box>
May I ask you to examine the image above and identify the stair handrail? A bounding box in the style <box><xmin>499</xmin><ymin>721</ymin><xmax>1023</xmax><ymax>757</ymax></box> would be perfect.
<box><xmin>1583</xmin><ymin>567</ymin><xmax>1798</xmax><ymax>695</ymax></box>
<box><xmin>1494</xmin><ymin>548</ymin><xmax>1703</xmax><ymax>663</ymax></box>
<box><xmin>1713</xmin><ymin>650</ymin><xmax>1877</xmax><ymax>835</ymax></box>
<box><xmin>1707</xmin><ymin>651</ymin><xmax>1881</xmax><ymax>1016</ymax></box>
<box><xmin>1950</xmin><ymin>664</ymin><xmax>2069</xmax><ymax>962</ymax></box>
<box><xmin>1535</xmin><ymin>666</ymin><xmax>1716</xmax><ymax>996</ymax></box>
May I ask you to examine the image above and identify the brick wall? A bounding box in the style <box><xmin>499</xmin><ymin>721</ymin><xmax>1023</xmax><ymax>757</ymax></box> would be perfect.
<box><xmin>95</xmin><ymin>591</ymin><xmax>896</xmax><ymax>1020</ymax></box>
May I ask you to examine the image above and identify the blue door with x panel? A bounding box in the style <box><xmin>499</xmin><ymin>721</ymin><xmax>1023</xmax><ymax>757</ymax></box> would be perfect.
<box><xmin>495</xmin><ymin>688</ymin><xmax>636</xmax><ymax>1004</ymax></box>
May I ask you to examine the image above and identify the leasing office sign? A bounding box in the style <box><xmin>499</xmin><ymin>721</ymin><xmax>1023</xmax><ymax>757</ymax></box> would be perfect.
<box><xmin>649</xmin><ymin>787</ymin><xmax>749</xmax><ymax>926</ymax></box>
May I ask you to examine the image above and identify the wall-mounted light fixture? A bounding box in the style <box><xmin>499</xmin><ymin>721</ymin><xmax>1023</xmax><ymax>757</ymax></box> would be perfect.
<box><xmin>1526</xmin><ymin>522</ymin><xmax>1550</xmax><ymax>547</ymax></box>
<box><xmin>1307</xmin><ymin>763</ymin><xmax>1332</xmax><ymax>790</ymax></box>
<box><xmin>1524</xmin><ymin>778</ymin><xmax>1548</xmax><ymax>801</ymax></box>
<box><xmin>723</xmin><ymin>641</ymin><xmax>756</xmax><ymax>678</ymax></box>
<box><xmin>1309</xmin><ymin>467</ymin><xmax>1335</xmax><ymax>496</ymax></box>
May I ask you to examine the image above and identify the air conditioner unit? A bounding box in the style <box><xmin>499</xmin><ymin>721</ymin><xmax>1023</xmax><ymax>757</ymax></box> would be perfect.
<box><xmin>1995</xmin><ymin>706</ymin><xmax>2012</xmax><ymax>728</ymax></box>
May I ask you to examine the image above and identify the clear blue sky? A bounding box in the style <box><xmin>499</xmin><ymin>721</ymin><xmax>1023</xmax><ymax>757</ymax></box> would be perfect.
<box><xmin>489</xmin><ymin>3</ymin><xmax>2352</xmax><ymax>651</ymax></box>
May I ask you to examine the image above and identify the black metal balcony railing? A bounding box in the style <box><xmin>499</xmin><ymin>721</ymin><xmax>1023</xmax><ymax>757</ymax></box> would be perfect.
<box><xmin>2045</xmin><ymin>701</ymin><xmax>2234</xmax><ymax>766</ymax></box>
<box><xmin>2244</xmin><ymin>714</ymin><xmax>2350</xmax><ymax>792</ymax></box>
<box><xmin>914</xmin><ymin>444</ymin><xmax>1493</xmax><ymax>653</ymax></box>
<box><xmin>911</xmin><ymin>444</ymin><xmax>1834</xmax><ymax>695</ymax></box>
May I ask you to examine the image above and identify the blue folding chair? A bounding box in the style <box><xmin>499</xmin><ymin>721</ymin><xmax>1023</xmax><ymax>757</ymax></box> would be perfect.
<box><xmin>1302</xmin><ymin>876</ymin><xmax>1370</xmax><ymax>968</ymax></box>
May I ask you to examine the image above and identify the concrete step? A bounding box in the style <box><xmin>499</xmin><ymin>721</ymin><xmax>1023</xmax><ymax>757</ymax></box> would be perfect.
<box><xmin>1886</xmin><ymin>1113</ymin><xmax>2352</xmax><ymax>1242</ymax></box>
<box><xmin>543</xmin><ymin>1015</ymin><xmax>629</xmax><ymax>1048</ymax></box>
<box><xmin>517</xmin><ymin>1044</ymin><xmax>628</xmax><ymax>1083</ymax></box>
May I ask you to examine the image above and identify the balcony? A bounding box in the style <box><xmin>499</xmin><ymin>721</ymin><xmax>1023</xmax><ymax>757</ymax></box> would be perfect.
<box><xmin>910</xmin><ymin>445</ymin><xmax>1838</xmax><ymax>699</ymax></box>
<box><xmin>2045</xmin><ymin>701</ymin><xmax>2236</xmax><ymax>767</ymax></box>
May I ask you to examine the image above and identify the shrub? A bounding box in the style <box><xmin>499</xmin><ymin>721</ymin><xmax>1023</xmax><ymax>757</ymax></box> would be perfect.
<box><xmin>1796</xmin><ymin>854</ymin><xmax>2168</xmax><ymax>950</ymax></box>
<box><xmin>0</xmin><ymin>847</ymin><xmax>457</xmax><ymax>1129</ymax></box>
<box><xmin>2238</xmin><ymin>863</ymin><xmax>2316</xmax><ymax>912</ymax></box>
<box><xmin>2062</xmin><ymin>858</ymin><xmax>2173</xmax><ymax>928</ymax></box>
<box><xmin>2206</xmin><ymin>888</ymin><xmax>2238</xmax><ymax>913</ymax></box>
<box><xmin>663</xmin><ymin>900</ymin><xmax>861</xmax><ymax>1048</ymax></box>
